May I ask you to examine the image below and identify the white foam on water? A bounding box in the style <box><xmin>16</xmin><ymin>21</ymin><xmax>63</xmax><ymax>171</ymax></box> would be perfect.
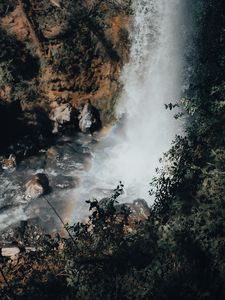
<box><xmin>72</xmin><ymin>0</ymin><xmax>186</xmax><ymax>221</ymax></box>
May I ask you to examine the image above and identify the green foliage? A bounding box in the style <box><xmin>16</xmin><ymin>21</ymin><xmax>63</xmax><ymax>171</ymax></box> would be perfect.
<box><xmin>64</xmin><ymin>183</ymin><xmax>155</xmax><ymax>299</ymax></box>
<box><xmin>65</xmin><ymin>182</ymin><xmax>128</xmax><ymax>259</ymax></box>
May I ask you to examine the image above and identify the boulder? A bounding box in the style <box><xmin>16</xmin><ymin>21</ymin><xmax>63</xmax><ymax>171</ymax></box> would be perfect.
<box><xmin>78</xmin><ymin>101</ymin><xmax>101</xmax><ymax>133</ymax></box>
<box><xmin>49</xmin><ymin>101</ymin><xmax>72</xmax><ymax>133</ymax></box>
<box><xmin>98</xmin><ymin>198</ymin><xmax>150</xmax><ymax>224</ymax></box>
<box><xmin>127</xmin><ymin>199</ymin><xmax>150</xmax><ymax>222</ymax></box>
<box><xmin>121</xmin><ymin>199</ymin><xmax>150</xmax><ymax>234</ymax></box>
<box><xmin>1</xmin><ymin>154</ymin><xmax>16</xmax><ymax>171</ymax></box>
<box><xmin>25</xmin><ymin>173</ymin><xmax>50</xmax><ymax>199</ymax></box>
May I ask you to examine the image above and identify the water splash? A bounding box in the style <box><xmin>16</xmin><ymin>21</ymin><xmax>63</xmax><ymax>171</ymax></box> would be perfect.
<box><xmin>72</xmin><ymin>0</ymin><xmax>185</xmax><ymax>219</ymax></box>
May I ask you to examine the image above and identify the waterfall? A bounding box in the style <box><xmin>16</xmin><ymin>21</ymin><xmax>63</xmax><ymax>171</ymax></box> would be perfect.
<box><xmin>72</xmin><ymin>0</ymin><xmax>185</xmax><ymax>219</ymax></box>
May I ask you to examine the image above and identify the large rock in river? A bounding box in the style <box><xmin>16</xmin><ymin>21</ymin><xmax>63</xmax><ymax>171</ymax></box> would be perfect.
<box><xmin>25</xmin><ymin>173</ymin><xmax>50</xmax><ymax>199</ymax></box>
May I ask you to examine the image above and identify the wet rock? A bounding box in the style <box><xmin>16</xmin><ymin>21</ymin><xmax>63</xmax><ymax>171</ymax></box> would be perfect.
<box><xmin>1</xmin><ymin>247</ymin><xmax>20</xmax><ymax>258</ymax></box>
<box><xmin>96</xmin><ymin>198</ymin><xmax>150</xmax><ymax>235</ymax></box>
<box><xmin>25</xmin><ymin>173</ymin><xmax>50</xmax><ymax>199</ymax></box>
<box><xmin>49</xmin><ymin>101</ymin><xmax>72</xmax><ymax>133</ymax></box>
<box><xmin>0</xmin><ymin>102</ymin><xmax>52</xmax><ymax>159</ymax></box>
<box><xmin>46</xmin><ymin>146</ymin><xmax>59</xmax><ymax>161</ymax></box>
<box><xmin>1</xmin><ymin>154</ymin><xmax>16</xmax><ymax>171</ymax></box>
<box><xmin>127</xmin><ymin>199</ymin><xmax>150</xmax><ymax>222</ymax></box>
<box><xmin>78</xmin><ymin>101</ymin><xmax>102</xmax><ymax>133</ymax></box>
<box><xmin>97</xmin><ymin>198</ymin><xmax>150</xmax><ymax>222</ymax></box>
<box><xmin>98</xmin><ymin>198</ymin><xmax>150</xmax><ymax>222</ymax></box>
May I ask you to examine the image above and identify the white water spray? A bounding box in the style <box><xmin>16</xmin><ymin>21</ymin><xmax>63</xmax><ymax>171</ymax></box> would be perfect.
<box><xmin>73</xmin><ymin>0</ymin><xmax>185</xmax><ymax>218</ymax></box>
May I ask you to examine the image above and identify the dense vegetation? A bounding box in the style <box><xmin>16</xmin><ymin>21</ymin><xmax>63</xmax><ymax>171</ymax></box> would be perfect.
<box><xmin>0</xmin><ymin>0</ymin><xmax>225</xmax><ymax>299</ymax></box>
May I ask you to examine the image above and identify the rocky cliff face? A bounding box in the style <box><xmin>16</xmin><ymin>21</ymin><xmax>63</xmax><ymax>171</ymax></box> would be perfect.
<box><xmin>0</xmin><ymin>0</ymin><xmax>132</xmax><ymax>157</ymax></box>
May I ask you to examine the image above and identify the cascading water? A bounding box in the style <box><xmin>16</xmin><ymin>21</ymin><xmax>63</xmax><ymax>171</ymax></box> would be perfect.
<box><xmin>72</xmin><ymin>0</ymin><xmax>185</xmax><ymax>219</ymax></box>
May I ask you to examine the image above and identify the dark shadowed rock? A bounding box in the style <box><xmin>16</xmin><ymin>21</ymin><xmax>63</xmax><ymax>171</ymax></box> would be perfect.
<box><xmin>98</xmin><ymin>198</ymin><xmax>150</xmax><ymax>223</ymax></box>
<box><xmin>127</xmin><ymin>199</ymin><xmax>150</xmax><ymax>222</ymax></box>
<box><xmin>25</xmin><ymin>173</ymin><xmax>50</xmax><ymax>199</ymax></box>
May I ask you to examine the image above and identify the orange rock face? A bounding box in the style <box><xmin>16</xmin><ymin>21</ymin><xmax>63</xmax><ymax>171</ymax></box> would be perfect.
<box><xmin>0</xmin><ymin>0</ymin><xmax>132</xmax><ymax>128</ymax></box>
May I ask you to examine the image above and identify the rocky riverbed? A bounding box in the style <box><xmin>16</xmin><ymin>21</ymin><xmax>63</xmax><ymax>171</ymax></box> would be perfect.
<box><xmin>0</xmin><ymin>132</ymin><xmax>97</xmax><ymax>233</ymax></box>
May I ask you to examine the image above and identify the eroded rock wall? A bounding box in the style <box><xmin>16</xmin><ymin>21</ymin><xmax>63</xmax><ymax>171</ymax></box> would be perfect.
<box><xmin>0</xmin><ymin>0</ymin><xmax>132</xmax><ymax>156</ymax></box>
